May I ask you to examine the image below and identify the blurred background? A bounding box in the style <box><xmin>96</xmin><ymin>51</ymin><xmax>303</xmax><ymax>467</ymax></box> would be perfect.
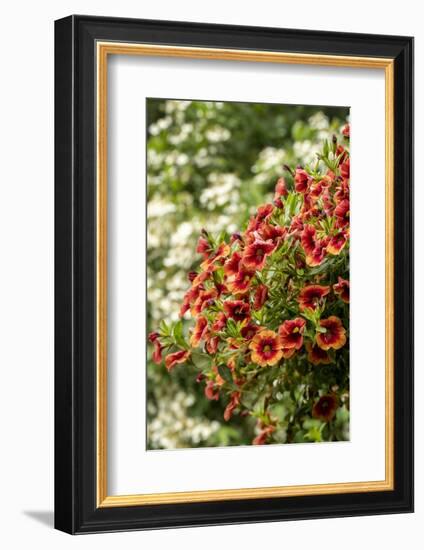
<box><xmin>146</xmin><ymin>98</ymin><xmax>349</xmax><ymax>449</ymax></box>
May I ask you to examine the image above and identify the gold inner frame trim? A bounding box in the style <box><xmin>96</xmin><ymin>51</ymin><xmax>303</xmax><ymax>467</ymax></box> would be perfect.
<box><xmin>96</xmin><ymin>42</ymin><xmax>395</xmax><ymax>508</ymax></box>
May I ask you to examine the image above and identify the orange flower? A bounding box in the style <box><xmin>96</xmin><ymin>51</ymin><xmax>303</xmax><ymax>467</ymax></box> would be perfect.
<box><xmin>294</xmin><ymin>168</ymin><xmax>309</xmax><ymax>193</ymax></box>
<box><xmin>165</xmin><ymin>350</ymin><xmax>190</xmax><ymax>372</ymax></box>
<box><xmin>200</xmin><ymin>242</ymin><xmax>230</xmax><ymax>272</ymax></box>
<box><xmin>190</xmin><ymin>316</ymin><xmax>208</xmax><ymax>347</ymax></box>
<box><xmin>298</xmin><ymin>285</ymin><xmax>330</xmax><ymax>311</ymax></box>
<box><xmin>242</xmin><ymin>238</ymin><xmax>276</xmax><ymax>270</ymax></box>
<box><xmin>249</xmin><ymin>330</ymin><xmax>283</xmax><ymax>367</ymax></box>
<box><xmin>301</xmin><ymin>225</ymin><xmax>327</xmax><ymax>267</ymax></box>
<box><xmin>316</xmin><ymin>316</ymin><xmax>346</xmax><ymax>350</ymax></box>
<box><xmin>212</xmin><ymin>312</ymin><xmax>227</xmax><ymax>332</ymax></box>
<box><xmin>327</xmin><ymin>232</ymin><xmax>347</xmax><ymax>255</ymax></box>
<box><xmin>252</xmin><ymin>423</ymin><xmax>275</xmax><ymax>445</ymax></box>
<box><xmin>223</xmin><ymin>300</ymin><xmax>251</xmax><ymax>323</ymax></box>
<box><xmin>274</xmin><ymin>177</ymin><xmax>288</xmax><ymax>207</ymax></box>
<box><xmin>227</xmin><ymin>267</ymin><xmax>255</xmax><ymax>294</ymax></box>
<box><xmin>223</xmin><ymin>252</ymin><xmax>242</xmax><ymax>277</ymax></box>
<box><xmin>306</xmin><ymin>341</ymin><xmax>332</xmax><ymax>365</ymax></box>
<box><xmin>334</xmin><ymin>199</ymin><xmax>349</xmax><ymax>228</ymax></box>
<box><xmin>312</xmin><ymin>394</ymin><xmax>338</xmax><ymax>422</ymax></box>
<box><xmin>148</xmin><ymin>332</ymin><xmax>163</xmax><ymax>364</ymax></box>
<box><xmin>253</xmin><ymin>283</ymin><xmax>269</xmax><ymax>310</ymax></box>
<box><xmin>278</xmin><ymin>318</ymin><xmax>306</xmax><ymax>350</ymax></box>
<box><xmin>224</xmin><ymin>391</ymin><xmax>241</xmax><ymax>421</ymax></box>
<box><xmin>191</xmin><ymin>288</ymin><xmax>218</xmax><ymax>317</ymax></box>
<box><xmin>333</xmin><ymin>277</ymin><xmax>349</xmax><ymax>303</ymax></box>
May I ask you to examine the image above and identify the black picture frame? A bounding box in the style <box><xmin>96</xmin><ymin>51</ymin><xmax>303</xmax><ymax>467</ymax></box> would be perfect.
<box><xmin>55</xmin><ymin>14</ymin><xmax>414</xmax><ymax>534</ymax></box>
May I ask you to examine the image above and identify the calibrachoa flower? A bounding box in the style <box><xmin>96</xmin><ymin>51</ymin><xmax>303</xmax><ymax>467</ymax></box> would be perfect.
<box><xmin>165</xmin><ymin>350</ymin><xmax>191</xmax><ymax>372</ymax></box>
<box><xmin>298</xmin><ymin>285</ymin><xmax>330</xmax><ymax>311</ymax></box>
<box><xmin>249</xmin><ymin>330</ymin><xmax>284</xmax><ymax>367</ymax></box>
<box><xmin>151</xmin><ymin>129</ymin><xmax>350</xmax><ymax>445</ymax></box>
<box><xmin>312</xmin><ymin>394</ymin><xmax>339</xmax><ymax>422</ymax></box>
<box><xmin>316</xmin><ymin>316</ymin><xmax>347</xmax><ymax>350</ymax></box>
<box><xmin>333</xmin><ymin>277</ymin><xmax>350</xmax><ymax>303</ymax></box>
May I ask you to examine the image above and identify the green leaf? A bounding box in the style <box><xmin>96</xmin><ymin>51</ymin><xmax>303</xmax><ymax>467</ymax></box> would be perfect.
<box><xmin>218</xmin><ymin>364</ymin><xmax>234</xmax><ymax>385</ymax></box>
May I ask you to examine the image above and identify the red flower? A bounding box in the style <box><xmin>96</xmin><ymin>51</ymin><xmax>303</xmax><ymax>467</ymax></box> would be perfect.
<box><xmin>305</xmin><ymin>341</ymin><xmax>331</xmax><ymax>365</ymax></box>
<box><xmin>223</xmin><ymin>252</ymin><xmax>242</xmax><ymax>277</ymax></box>
<box><xmin>254</xmin><ymin>284</ymin><xmax>268</xmax><ymax>310</ymax></box>
<box><xmin>301</xmin><ymin>224</ymin><xmax>317</xmax><ymax>256</ymax></box>
<box><xmin>196</xmin><ymin>236</ymin><xmax>210</xmax><ymax>259</ymax></box>
<box><xmin>190</xmin><ymin>315</ymin><xmax>208</xmax><ymax>347</ymax></box>
<box><xmin>294</xmin><ymin>168</ymin><xmax>309</xmax><ymax>193</ymax></box>
<box><xmin>257</xmin><ymin>222</ymin><xmax>286</xmax><ymax>244</ymax></box>
<box><xmin>224</xmin><ymin>391</ymin><xmax>240</xmax><ymax>421</ymax></box>
<box><xmin>241</xmin><ymin>323</ymin><xmax>261</xmax><ymax>341</ymax></box>
<box><xmin>334</xmin><ymin>199</ymin><xmax>349</xmax><ymax>228</ymax></box>
<box><xmin>256</xmin><ymin>203</ymin><xmax>274</xmax><ymax>221</ymax></box>
<box><xmin>200</xmin><ymin>242</ymin><xmax>230</xmax><ymax>272</ymax></box>
<box><xmin>227</xmin><ymin>267</ymin><xmax>255</xmax><ymax>294</ymax></box>
<box><xmin>242</xmin><ymin>238</ymin><xmax>276</xmax><ymax>270</ymax></box>
<box><xmin>223</xmin><ymin>300</ymin><xmax>251</xmax><ymax>323</ymax></box>
<box><xmin>212</xmin><ymin>312</ymin><xmax>227</xmax><ymax>332</ymax></box>
<box><xmin>191</xmin><ymin>288</ymin><xmax>218</xmax><ymax>317</ymax></box>
<box><xmin>278</xmin><ymin>318</ymin><xmax>306</xmax><ymax>350</ymax></box>
<box><xmin>316</xmin><ymin>316</ymin><xmax>347</xmax><ymax>350</ymax></box>
<box><xmin>206</xmin><ymin>336</ymin><xmax>219</xmax><ymax>354</ymax></box>
<box><xmin>252</xmin><ymin>423</ymin><xmax>275</xmax><ymax>445</ymax></box>
<box><xmin>333</xmin><ymin>277</ymin><xmax>349</xmax><ymax>303</ymax></box>
<box><xmin>298</xmin><ymin>285</ymin><xmax>330</xmax><ymax>311</ymax></box>
<box><xmin>204</xmin><ymin>380</ymin><xmax>220</xmax><ymax>401</ymax></box>
<box><xmin>148</xmin><ymin>332</ymin><xmax>163</xmax><ymax>364</ymax></box>
<box><xmin>327</xmin><ymin>231</ymin><xmax>347</xmax><ymax>255</ymax></box>
<box><xmin>179</xmin><ymin>284</ymin><xmax>203</xmax><ymax>317</ymax></box>
<box><xmin>165</xmin><ymin>350</ymin><xmax>190</xmax><ymax>372</ymax></box>
<box><xmin>249</xmin><ymin>330</ymin><xmax>283</xmax><ymax>367</ymax></box>
<box><xmin>342</xmin><ymin>124</ymin><xmax>350</xmax><ymax>138</ymax></box>
<box><xmin>340</xmin><ymin>158</ymin><xmax>350</xmax><ymax>179</ymax></box>
<box><xmin>301</xmin><ymin>225</ymin><xmax>327</xmax><ymax>266</ymax></box>
<box><xmin>274</xmin><ymin>177</ymin><xmax>288</xmax><ymax>207</ymax></box>
<box><xmin>312</xmin><ymin>394</ymin><xmax>338</xmax><ymax>422</ymax></box>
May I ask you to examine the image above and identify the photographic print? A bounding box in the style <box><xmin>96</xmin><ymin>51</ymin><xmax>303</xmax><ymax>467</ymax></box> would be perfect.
<box><xmin>147</xmin><ymin>99</ymin><xmax>350</xmax><ymax>450</ymax></box>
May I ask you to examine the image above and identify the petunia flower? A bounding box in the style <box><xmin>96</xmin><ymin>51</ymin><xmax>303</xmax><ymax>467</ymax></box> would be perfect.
<box><xmin>273</xmin><ymin>176</ymin><xmax>288</xmax><ymax>207</ymax></box>
<box><xmin>212</xmin><ymin>312</ymin><xmax>227</xmax><ymax>332</ymax></box>
<box><xmin>200</xmin><ymin>242</ymin><xmax>231</xmax><ymax>272</ymax></box>
<box><xmin>165</xmin><ymin>350</ymin><xmax>191</xmax><ymax>372</ymax></box>
<box><xmin>327</xmin><ymin>231</ymin><xmax>347</xmax><ymax>255</ymax></box>
<box><xmin>190</xmin><ymin>315</ymin><xmax>208</xmax><ymax>347</ymax></box>
<box><xmin>278</xmin><ymin>318</ymin><xmax>306</xmax><ymax>350</ymax></box>
<box><xmin>223</xmin><ymin>300</ymin><xmax>251</xmax><ymax>323</ymax></box>
<box><xmin>312</xmin><ymin>394</ymin><xmax>338</xmax><ymax>422</ymax></box>
<box><xmin>242</xmin><ymin>238</ymin><xmax>276</xmax><ymax>270</ymax></box>
<box><xmin>294</xmin><ymin>168</ymin><xmax>310</xmax><ymax>193</ymax></box>
<box><xmin>298</xmin><ymin>284</ymin><xmax>330</xmax><ymax>311</ymax></box>
<box><xmin>334</xmin><ymin>199</ymin><xmax>349</xmax><ymax>228</ymax></box>
<box><xmin>316</xmin><ymin>316</ymin><xmax>347</xmax><ymax>350</ymax></box>
<box><xmin>333</xmin><ymin>277</ymin><xmax>350</xmax><ymax>303</ymax></box>
<box><xmin>256</xmin><ymin>203</ymin><xmax>274</xmax><ymax>221</ymax></box>
<box><xmin>204</xmin><ymin>379</ymin><xmax>220</xmax><ymax>401</ymax></box>
<box><xmin>305</xmin><ymin>341</ymin><xmax>332</xmax><ymax>365</ymax></box>
<box><xmin>196</xmin><ymin>236</ymin><xmax>210</xmax><ymax>259</ymax></box>
<box><xmin>148</xmin><ymin>332</ymin><xmax>163</xmax><ymax>364</ymax></box>
<box><xmin>241</xmin><ymin>323</ymin><xmax>261</xmax><ymax>341</ymax></box>
<box><xmin>249</xmin><ymin>330</ymin><xmax>284</xmax><ymax>367</ymax></box>
<box><xmin>227</xmin><ymin>267</ymin><xmax>255</xmax><ymax>294</ymax></box>
<box><xmin>191</xmin><ymin>288</ymin><xmax>218</xmax><ymax>317</ymax></box>
<box><xmin>252</xmin><ymin>423</ymin><xmax>275</xmax><ymax>445</ymax></box>
<box><xmin>224</xmin><ymin>391</ymin><xmax>241</xmax><ymax>421</ymax></box>
<box><xmin>340</xmin><ymin>158</ymin><xmax>350</xmax><ymax>179</ymax></box>
<box><xmin>223</xmin><ymin>252</ymin><xmax>242</xmax><ymax>277</ymax></box>
<box><xmin>253</xmin><ymin>283</ymin><xmax>269</xmax><ymax>310</ymax></box>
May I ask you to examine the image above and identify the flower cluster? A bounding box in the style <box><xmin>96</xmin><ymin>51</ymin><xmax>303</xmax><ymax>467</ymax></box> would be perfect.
<box><xmin>150</xmin><ymin>126</ymin><xmax>350</xmax><ymax>445</ymax></box>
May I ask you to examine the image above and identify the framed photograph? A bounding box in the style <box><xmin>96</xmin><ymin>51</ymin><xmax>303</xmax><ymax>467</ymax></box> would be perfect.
<box><xmin>54</xmin><ymin>15</ymin><xmax>414</xmax><ymax>534</ymax></box>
